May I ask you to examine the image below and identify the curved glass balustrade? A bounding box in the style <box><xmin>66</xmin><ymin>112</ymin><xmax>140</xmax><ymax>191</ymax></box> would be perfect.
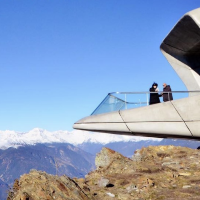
<box><xmin>91</xmin><ymin>91</ymin><xmax>200</xmax><ymax>115</ymax></box>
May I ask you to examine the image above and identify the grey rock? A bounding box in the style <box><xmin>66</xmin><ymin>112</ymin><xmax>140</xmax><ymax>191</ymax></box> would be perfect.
<box><xmin>98</xmin><ymin>177</ymin><xmax>109</xmax><ymax>187</ymax></box>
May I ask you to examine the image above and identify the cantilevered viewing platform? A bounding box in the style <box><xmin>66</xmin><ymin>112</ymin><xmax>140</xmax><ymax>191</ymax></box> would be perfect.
<box><xmin>73</xmin><ymin>8</ymin><xmax>200</xmax><ymax>140</ymax></box>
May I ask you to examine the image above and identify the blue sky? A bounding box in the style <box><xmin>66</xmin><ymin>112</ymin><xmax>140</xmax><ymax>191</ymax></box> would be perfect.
<box><xmin>0</xmin><ymin>1</ymin><xmax>199</xmax><ymax>132</ymax></box>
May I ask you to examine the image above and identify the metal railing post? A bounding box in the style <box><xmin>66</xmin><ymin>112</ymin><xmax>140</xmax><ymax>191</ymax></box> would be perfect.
<box><xmin>125</xmin><ymin>94</ymin><xmax>127</xmax><ymax>109</ymax></box>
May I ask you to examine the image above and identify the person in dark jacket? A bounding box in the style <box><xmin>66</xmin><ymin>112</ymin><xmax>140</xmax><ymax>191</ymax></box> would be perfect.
<box><xmin>149</xmin><ymin>82</ymin><xmax>161</xmax><ymax>105</ymax></box>
<box><xmin>162</xmin><ymin>83</ymin><xmax>173</xmax><ymax>102</ymax></box>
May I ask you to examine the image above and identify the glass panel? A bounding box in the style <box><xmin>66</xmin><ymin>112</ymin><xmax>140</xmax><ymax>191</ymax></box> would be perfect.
<box><xmin>125</xmin><ymin>93</ymin><xmax>149</xmax><ymax>109</ymax></box>
<box><xmin>91</xmin><ymin>94</ymin><xmax>125</xmax><ymax>115</ymax></box>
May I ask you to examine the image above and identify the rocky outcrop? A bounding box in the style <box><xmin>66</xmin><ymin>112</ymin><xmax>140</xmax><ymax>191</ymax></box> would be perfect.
<box><xmin>8</xmin><ymin>145</ymin><xmax>200</xmax><ymax>199</ymax></box>
<box><xmin>7</xmin><ymin>170</ymin><xmax>89</xmax><ymax>200</ymax></box>
<box><xmin>76</xmin><ymin>145</ymin><xmax>200</xmax><ymax>199</ymax></box>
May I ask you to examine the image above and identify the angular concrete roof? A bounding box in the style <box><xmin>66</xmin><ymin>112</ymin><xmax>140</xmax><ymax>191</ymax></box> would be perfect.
<box><xmin>160</xmin><ymin>8</ymin><xmax>200</xmax><ymax>92</ymax></box>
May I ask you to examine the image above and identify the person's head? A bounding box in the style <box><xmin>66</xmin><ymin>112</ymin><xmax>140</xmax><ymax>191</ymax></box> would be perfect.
<box><xmin>152</xmin><ymin>82</ymin><xmax>158</xmax><ymax>88</ymax></box>
<box><xmin>163</xmin><ymin>83</ymin><xmax>167</xmax><ymax>88</ymax></box>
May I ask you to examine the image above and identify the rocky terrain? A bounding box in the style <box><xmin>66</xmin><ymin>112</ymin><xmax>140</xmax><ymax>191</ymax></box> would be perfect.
<box><xmin>7</xmin><ymin>145</ymin><xmax>200</xmax><ymax>200</ymax></box>
<box><xmin>7</xmin><ymin>170</ymin><xmax>89</xmax><ymax>200</ymax></box>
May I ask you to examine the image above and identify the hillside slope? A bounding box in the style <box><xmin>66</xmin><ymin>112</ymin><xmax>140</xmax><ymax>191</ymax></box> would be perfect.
<box><xmin>8</xmin><ymin>145</ymin><xmax>200</xmax><ymax>200</ymax></box>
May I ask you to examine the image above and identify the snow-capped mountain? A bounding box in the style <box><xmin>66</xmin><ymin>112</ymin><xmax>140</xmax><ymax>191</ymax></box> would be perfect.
<box><xmin>0</xmin><ymin>128</ymin><xmax>161</xmax><ymax>149</ymax></box>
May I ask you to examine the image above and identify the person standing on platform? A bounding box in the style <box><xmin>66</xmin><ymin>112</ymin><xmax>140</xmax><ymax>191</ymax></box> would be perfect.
<box><xmin>162</xmin><ymin>83</ymin><xmax>173</xmax><ymax>102</ymax></box>
<box><xmin>149</xmin><ymin>82</ymin><xmax>161</xmax><ymax>105</ymax></box>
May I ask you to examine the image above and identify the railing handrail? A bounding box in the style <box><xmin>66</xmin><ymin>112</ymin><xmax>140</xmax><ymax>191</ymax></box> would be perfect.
<box><xmin>109</xmin><ymin>91</ymin><xmax>200</xmax><ymax>95</ymax></box>
<box><xmin>91</xmin><ymin>90</ymin><xmax>200</xmax><ymax>115</ymax></box>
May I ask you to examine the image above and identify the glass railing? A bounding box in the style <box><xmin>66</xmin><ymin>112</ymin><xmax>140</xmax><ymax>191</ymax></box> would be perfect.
<box><xmin>91</xmin><ymin>91</ymin><xmax>200</xmax><ymax>115</ymax></box>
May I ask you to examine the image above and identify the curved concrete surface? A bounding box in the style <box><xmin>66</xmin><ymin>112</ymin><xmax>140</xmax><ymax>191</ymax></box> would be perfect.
<box><xmin>73</xmin><ymin>8</ymin><xmax>200</xmax><ymax>139</ymax></box>
<box><xmin>160</xmin><ymin>8</ymin><xmax>200</xmax><ymax>92</ymax></box>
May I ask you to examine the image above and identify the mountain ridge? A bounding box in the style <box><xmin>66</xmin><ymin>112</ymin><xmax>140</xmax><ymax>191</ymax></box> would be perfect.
<box><xmin>0</xmin><ymin>128</ymin><xmax>161</xmax><ymax>149</ymax></box>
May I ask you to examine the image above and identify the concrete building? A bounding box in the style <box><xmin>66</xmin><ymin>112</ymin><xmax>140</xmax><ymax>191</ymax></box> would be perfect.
<box><xmin>73</xmin><ymin>8</ymin><xmax>200</xmax><ymax>139</ymax></box>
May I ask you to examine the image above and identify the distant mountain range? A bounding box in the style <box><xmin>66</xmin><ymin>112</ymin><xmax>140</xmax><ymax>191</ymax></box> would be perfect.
<box><xmin>0</xmin><ymin>128</ymin><xmax>161</xmax><ymax>149</ymax></box>
<box><xmin>1</xmin><ymin>127</ymin><xmax>200</xmax><ymax>157</ymax></box>
<box><xmin>78</xmin><ymin>138</ymin><xmax>200</xmax><ymax>157</ymax></box>
<box><xmin>1</xmin><ymin>128</ymin><xmax>200</xmax><ymax>157</ymax></box>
